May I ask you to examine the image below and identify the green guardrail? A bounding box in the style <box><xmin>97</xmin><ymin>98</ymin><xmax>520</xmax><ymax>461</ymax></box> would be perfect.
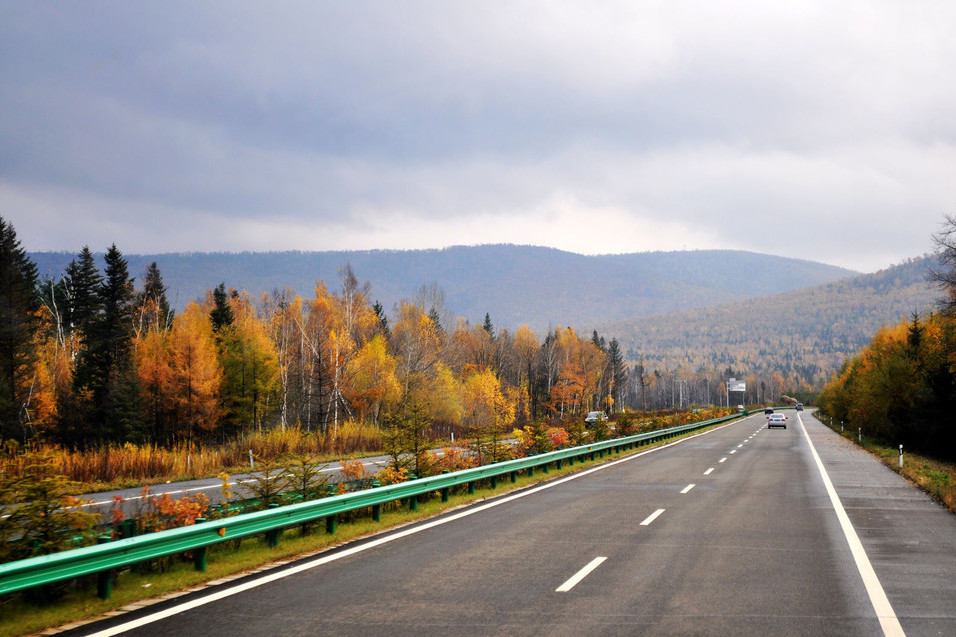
<box><xmin>0</xmin><ymin>412</ymin><xmax>746</xmax><ymax>599</ymax></box>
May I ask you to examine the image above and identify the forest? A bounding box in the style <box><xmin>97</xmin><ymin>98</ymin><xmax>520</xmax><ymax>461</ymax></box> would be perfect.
<box><xmin>2</xmin><ymin>217</ymin><xmax>637</xmax><ymax>450</ymax></box>
<box><xmin>2</xmin><ymin>215</ymin><xmax>867</xmax><ymax>455</ymax></box>
<box><xmin>817</xmin><ymin>218</ymin><xmax>956</xmax><ymax>463</ymax></box>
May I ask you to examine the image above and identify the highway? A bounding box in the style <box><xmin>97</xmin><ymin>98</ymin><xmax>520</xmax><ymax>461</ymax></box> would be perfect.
<box><xmin>71</xmin><ymin>411</ymin><xmax>956</xmax><ymax>636</ymax></box>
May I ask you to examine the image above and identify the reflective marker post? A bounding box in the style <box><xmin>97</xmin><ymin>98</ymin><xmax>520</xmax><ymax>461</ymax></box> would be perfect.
<box><xmin>899</xmin><ymin>444</ymin><xmax>903</xmax><ymax>468</ymax></box>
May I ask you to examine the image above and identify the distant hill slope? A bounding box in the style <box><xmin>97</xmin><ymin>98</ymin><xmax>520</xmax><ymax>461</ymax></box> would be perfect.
<box><xmin>599</xmin><ymin>255</ymin><xmax>940</xmax><ymax>386</ymax></box>
<box><xmin>30</xmin><ymin>245</ymin><xmax>856</xmax><ymax>332</ymax></box>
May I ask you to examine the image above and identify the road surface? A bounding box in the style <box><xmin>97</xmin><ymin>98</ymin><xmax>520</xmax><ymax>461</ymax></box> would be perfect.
<box><xmin>70</xmin><ymin>411</ymin><xmax>956</xmax><ymax>636</ymax></box>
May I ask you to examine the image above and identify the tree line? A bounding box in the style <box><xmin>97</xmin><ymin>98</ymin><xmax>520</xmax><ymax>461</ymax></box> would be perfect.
<box><xmin>1</xmin><ymin>217</ymin><xmax>632</xmax><ymax>448</ymax></box>
<box><xmin>818</xmin><ymin>216</ymin><xmax>956</xmax><ymax>463</ymax></box>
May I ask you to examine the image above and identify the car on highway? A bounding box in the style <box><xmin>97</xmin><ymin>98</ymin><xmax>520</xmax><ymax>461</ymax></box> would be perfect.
<box><xmin>796</xmin><ymin>403</ymin><xmax>804</xmax><ymax>411</ymax></box>
<box><xmin>767</xmin><ymin>413</ymin><xmax>787</xmax><ymax>429</ymax></box>
<box><xmin>585</xmin><ymin>411</ymin><xmax>608</xmax><ymax>426</ymax></box>
<box><xmin>764</xmin><ymin>407</ymin><xmax>774</xmax><ymax>416</ymax></box>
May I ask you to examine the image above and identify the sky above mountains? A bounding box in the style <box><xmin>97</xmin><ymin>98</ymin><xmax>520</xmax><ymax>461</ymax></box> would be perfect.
<box><xmin>2</xmin><ymin>1</ymin><xmax>954</xmax><ymax>273</ymax></box>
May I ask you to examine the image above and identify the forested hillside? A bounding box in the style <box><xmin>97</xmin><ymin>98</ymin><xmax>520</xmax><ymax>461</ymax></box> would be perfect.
<box><xmin>30</xmin><ymin>246</ymin><xmax>855</xmax><ymax>333</ymax></box>
<box><xmin>602</xmin><ymin>255</ymin><xmax>939</xmax><ymax>395</ymax></box>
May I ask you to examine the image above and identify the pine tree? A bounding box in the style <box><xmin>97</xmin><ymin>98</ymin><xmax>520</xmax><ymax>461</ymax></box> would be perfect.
<box><xmin>79</xmin><ymin>245</ymin><xmax>139</xmax><ymax>442</ymax></box>
<box><xmin>64</xmin><ymin>247</ymin><xmax>103</xmax><ymax>340</ymax></box>
<box><xmin>210</xmin><ymin>283</ymin><xmax>234</xmax><ymax>333</ymax></box>
<box><xmin>136</xmin><ymin>261</ymin><xmax>173</xmax><ymax>332</ymax></box>
<box><xmin>372</xmin><ymin>300</ymin><xmax>390</xmax><ymax>339</ymax></box>
<box><xmin>482</xmin><ymin>312</ymin><xmax>494</xmax><ymax>336</ymax></box>
<box><xmin>0</xmin><ymin>217</ymin><xmax>40</xmax><ymax>440</ymax></box>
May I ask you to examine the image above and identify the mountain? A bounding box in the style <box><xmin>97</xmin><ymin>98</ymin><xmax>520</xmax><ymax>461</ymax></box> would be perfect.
<box><xmin>29</xmin><ymin>245</ymin><xmax>855</xmax><ymax>333</ymax></box>
<box><xmin>598</xmin><ymin>255</ymin><xmax>940</xmax><ymax>385</ymax></box>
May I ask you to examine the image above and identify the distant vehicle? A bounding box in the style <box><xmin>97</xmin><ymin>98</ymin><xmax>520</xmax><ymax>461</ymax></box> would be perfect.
<box><xmin>585</xmin><ymin>411</ymin><xmax>608</xmax><ymax>426</ymax></box>
<box><xmin>737</xmin><ymin>404</ymin><xmax>745</xmax><ymax>412</ymax></box>
<box><xmin>796</xmin><ymin>403</ymin><xmax>804</xmax><ymax>411</ymax></box>
<box><xmin>764</xmin><ymin>407</ymin><xmax>774</xmax><ymax>416</ymax></box>
<box><xmin>767</xmin><ymin>413</ymin><xmax>787</xmax><ymax>429</ymax></box>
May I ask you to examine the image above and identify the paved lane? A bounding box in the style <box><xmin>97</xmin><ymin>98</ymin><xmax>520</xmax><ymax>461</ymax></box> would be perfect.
<box><xmin>72</xmin><ymin>412</ymin><xmax>956</xmax><ymax>636</ymax></box>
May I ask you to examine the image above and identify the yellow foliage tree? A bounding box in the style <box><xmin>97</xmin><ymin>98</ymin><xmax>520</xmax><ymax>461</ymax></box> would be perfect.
<box><xmin>168</xmin><ymin>303</ymin><xmax>222</xmax><ymax>444</ymax></box>
<box><xmin>345</xmin><ymin>334</ymin><xmax>401</xmax><ymax>424</ymax></box>
<box><xmin>462</xmin><ymin>368</ymin><xmax>515</xmax><ymax>463</ymax></box>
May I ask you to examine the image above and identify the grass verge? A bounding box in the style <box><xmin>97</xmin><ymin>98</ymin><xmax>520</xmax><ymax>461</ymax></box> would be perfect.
<box><xmin>859</xmin><ymin>439</ymin><xmax>956</xmax><ymax>514</ymax></box>
<box><xmin>2</xmin><ymin>427</ymin><xmax>716</xmax><ymax>637</ymax></box>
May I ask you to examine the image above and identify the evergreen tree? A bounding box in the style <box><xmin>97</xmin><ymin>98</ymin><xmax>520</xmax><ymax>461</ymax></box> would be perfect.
<box><xmin>482</xmin><ymin>312</ymin><xmax>494</xmax><ymax>336</ymax></box>
<box><xmin>210</xmin><ymin>282</ymin><xmax>234</xmax><ymax>333</ymax></box>
<box><xmin>0</xmin><ymin>217</ymin><xmax>40</xmax><ymax>440</ymax></box>
<box><xmin>136</xmin><ymin>261</ymin><xmax>173</xmax><ymax>331</ymax></box>
<box><xmin>77</xmin><ymin>245</ymin><xmax>139</xmax><ymax>442</ymax></box>
<box><xmin>372</xmin><ymin>300</ymin><xmax>390</xmax><ymax>339</ymax></box>
<box><xmin>64</xmin><ymin>247</ymin><xmax>103</xmax><ymax>340</ymax></box>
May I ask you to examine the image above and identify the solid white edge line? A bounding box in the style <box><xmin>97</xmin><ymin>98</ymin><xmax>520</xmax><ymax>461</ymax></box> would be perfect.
<box><xmin>85</xmin><ymin>417</ymin><xmax>749</xmax><ymax>637</ymax></box>
<box><xmin>680</xmin><ymin>484</ymin><xmax>695</xmax><ymax>494</ymax></box>
<box><xmin>555</xmin><ymin>556</ymin><xmax>607</xmax><ymax>592</ymax></box>
<box><xmin>640</xmin><ymin>509</ymin><xmax>666</xmax><ymax>526</ymax></box>
<box><xmin>797</xmin><ymin>414</ymin><xmax>905</xmax><ymax>637</ymax></box>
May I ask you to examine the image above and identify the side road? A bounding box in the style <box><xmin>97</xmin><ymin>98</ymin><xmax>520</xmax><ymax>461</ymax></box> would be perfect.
<box><xmin>77</xmin><ymin>454</ymin><xmax>398</xmax><ymax>521</ymax></box>
<box><xmin>801</xmin><ymin>411</ymin><xmax>956</xmax><ymax>635</ymax></box>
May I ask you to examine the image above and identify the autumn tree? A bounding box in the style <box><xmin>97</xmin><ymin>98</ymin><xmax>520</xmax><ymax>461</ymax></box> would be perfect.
<box><xmin>512</xmin><ymin>325</ymin><xmax>540</xmax><ymax>419</ymax></box>
<box><xmin>261</xmin><ymin>288</ymin><xmax>301</xmax><ymax>431</ymax></box>
<box><xmin>345</xmin><ymin>334</ymin><xmax>401</xmax><ymax>424</ymax></box>
<box><xmin>218</xmin><ymin>291</ymin><xmax>279</xmax><ymax>436</ymax></box>
<box><xmin>168</xmin><ymin>303</ymin><xmax>222</xmax><ymax>444</ymax></box>
<box><xmin>462</xmin><ymin>368</ymin><xmax>515</xmax><ymax>464</ymax></box>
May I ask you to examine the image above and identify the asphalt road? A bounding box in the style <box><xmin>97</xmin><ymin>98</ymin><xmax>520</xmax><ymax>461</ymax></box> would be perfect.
<box><xmin>71</xmin><ymin>411</ymin><xmax>956</xmax><ymax>636</ymax></box>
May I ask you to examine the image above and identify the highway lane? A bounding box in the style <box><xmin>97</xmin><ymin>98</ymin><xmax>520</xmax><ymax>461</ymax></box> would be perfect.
<box><xmin>71</xmin><ymin>412</ymin><xmax>956</xmax><ymax>636</ymax></box>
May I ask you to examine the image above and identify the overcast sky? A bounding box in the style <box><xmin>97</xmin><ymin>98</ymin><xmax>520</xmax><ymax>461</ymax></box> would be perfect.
<box><xmin>2</xmin><ymin>1</ymin><xmax>954</xmax><ymax>273</ymax></box>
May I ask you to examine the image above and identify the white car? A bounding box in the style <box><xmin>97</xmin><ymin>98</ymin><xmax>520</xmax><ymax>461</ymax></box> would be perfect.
<box><xmin>767</xmin><ymin>413</ymin><xmax>787</xmax><ymax>429</ymax></box>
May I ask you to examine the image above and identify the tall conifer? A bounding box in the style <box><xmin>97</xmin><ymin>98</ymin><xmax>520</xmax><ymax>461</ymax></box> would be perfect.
<box><xmin>0</xmin><ymin>217</ymin><xmax>39</xmax><ymax>440</ymax></box>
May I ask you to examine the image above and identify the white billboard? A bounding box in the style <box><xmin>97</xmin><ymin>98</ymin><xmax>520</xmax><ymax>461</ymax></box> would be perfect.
<box><xmin>727</xmin><ymin>379</ymin><xmax>746</xmax><ymax>393</ymax></box>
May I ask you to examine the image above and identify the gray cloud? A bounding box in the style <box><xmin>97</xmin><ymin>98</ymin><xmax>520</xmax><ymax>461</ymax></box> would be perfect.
<box><xmin>1</xmin><ymin>1</ymin><xmax>954</xmax><ymax>272</ymax></box>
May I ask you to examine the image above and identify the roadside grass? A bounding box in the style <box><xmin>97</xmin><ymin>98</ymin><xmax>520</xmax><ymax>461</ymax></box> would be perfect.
<box><xmin>0</xmin><ymin>425</ymin><xmax>718</xmax><ymax>637</ymax></box>
<box><xmin>861</xmin><ymin>440</ymin><xmax>956</xmax><ymax>514</ymax></box>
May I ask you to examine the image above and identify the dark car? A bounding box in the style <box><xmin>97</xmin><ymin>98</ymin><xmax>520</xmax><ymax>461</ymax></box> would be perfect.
<box><xmin>764</xmin><ymin>407</ymin><xmax>774</xmax><ymax>416</ymax></box>
<box><xmin>796</xmin><ymin>403</ymin><xmax>804</xmax><ymax>411</ymax></box>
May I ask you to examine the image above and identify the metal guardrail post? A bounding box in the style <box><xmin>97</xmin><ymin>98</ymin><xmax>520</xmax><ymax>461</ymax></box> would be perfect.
<box><xmin>96</xmin><ymin>534</ymin><xmax>112</xmax><ymax>600</ymax></box>
<box><xmin>326</xmin><ymin>515</ymin><xmax>337</xmax><ymax>534</ymax></box>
